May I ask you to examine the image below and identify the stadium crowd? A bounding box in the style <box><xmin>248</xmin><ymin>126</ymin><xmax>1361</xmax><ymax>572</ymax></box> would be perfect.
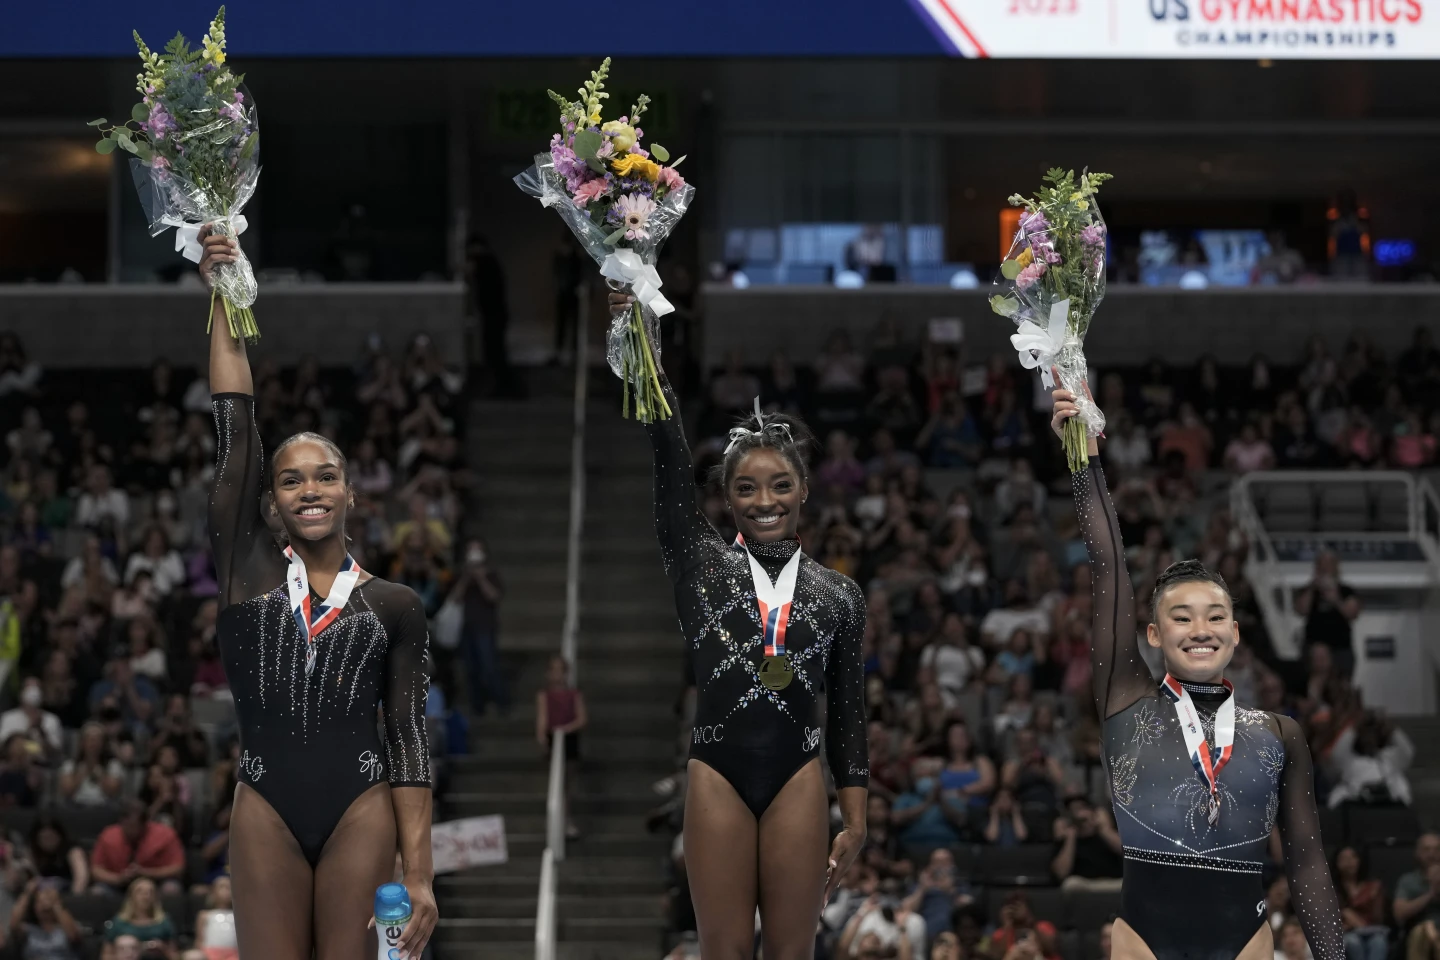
<box><xmin>0</xmin><ymin>331</ymin><xmax>466</xmax><ymax>960</ymax></box>
<box><xmin>657</xmin><ymin>323</ymin><xmax>1440</xmax><ymax>960</ymax></box>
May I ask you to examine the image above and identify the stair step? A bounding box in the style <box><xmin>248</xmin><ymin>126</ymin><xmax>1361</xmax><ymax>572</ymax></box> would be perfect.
<box><xmin>435</xmin><ymin>916</ymin><xmax>666</xmax><ymax>944</ymax></box>
<box><xmin>442</xmin><ymin>895</ymin><xmax>666</xmax><ymax>919</ymax></box>
<box><xmin>436</xmin><ymin>943</ymin><xmax>661</xmax><ymax>960</ymax></box>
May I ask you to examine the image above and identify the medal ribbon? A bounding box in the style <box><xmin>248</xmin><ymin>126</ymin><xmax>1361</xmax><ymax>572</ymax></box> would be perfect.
<box><xmin>1161</xmin><ymin>673</ymin><xmax>1235</xmax><ymax>824</ymax></box>
<box><xmin>284</xmin><ymin>546</ymin><xmax>363</xmax><ymax>676</ymax></box>
<box><xmin>733</xmin><ymin>534</ymin><xmax>802</xmax><ymax>658</ymax></box>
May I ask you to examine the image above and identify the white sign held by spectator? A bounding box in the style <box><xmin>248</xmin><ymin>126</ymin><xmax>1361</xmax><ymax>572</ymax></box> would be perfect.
<box><xmin>431</xmin><ymin>816</ymin><xmax>508</xmax><ymax>873</ymax></box>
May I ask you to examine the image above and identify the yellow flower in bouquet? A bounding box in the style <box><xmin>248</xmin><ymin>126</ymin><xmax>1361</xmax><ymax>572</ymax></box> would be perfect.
<box><xmin>611</xmin><ymin>153</ymin><xmax>660</xmax><ymax>182</ymax></box>
<box><xmin>602</xmin><ymin>120</ymin><xmax>637</xmax><ymax>152</ymax></box>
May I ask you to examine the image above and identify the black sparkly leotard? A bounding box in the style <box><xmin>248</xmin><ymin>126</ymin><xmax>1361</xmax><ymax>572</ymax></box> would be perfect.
<box><xmin>1073</xmin><ymin>458</ymin><xmax>1343</xmax><ymax>960</ymax></box>
<box><xmin>210</xmin><ymin>394</ymin><xmax>431</xmax><ymax>866</ymax></box>
<box><xmin>645</xmin><ymin>385</ymin><xmax>869</xmax><ymax>818</ymax></box>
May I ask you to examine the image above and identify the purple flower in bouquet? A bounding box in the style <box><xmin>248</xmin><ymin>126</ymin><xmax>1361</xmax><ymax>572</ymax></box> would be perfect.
<box><xmin>616</xmin><ymin>194</ymin><xmax>657</xmax><ymax>240</ymax></box>
<box><xmin>550</xmin><ymin>136</ymin><xmax>589</xmax><ymax>192</ymax></box>
<box><xmin>1080</xmin><ymin>223</ymin><xmax>1107</xmax><ymax>247</ymax></box>
<box><xmin>1016</xmin><ymin>262</ymin><xmax>1047</xmax><ymax>290</ymax></box>
<box><xmin>145</xmin><ymin>104</ymin><xmax>176</xmax><ymax>140</ymax></box>
<box><xmin>1020</xmin><ymin>210</ymin><xmax>1050</xmax><ymax>237</ymax></box>
<box><xmin>596</xmin><ymin>140</ymin><xmax>615</xmax><ymax>160</ymax></box>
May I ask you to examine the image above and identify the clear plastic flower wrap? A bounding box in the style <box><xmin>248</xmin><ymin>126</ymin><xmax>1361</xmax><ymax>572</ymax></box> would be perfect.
<box><xmin>514</xmin><ymin>58</ymin><xmax>694</xmax><ymax>423</ymax></box>
<box><xmin>989</xmin><ymin>168</ymin><xmax>1112</xmax><ymax>471</ymax></box>
<box><xmin>91</xmin><ymin>8</ymin><xmax>262</xmax><ymax>341</ymax></box>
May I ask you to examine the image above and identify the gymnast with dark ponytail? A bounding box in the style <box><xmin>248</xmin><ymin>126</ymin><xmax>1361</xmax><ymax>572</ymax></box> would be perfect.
<box><xmin>1052</xmin><ymin>377</ymin><xmax>1342</xmax><ymax>960</ymax></box>
<box><xmin>610</xmin><ymin>292</ymin><xmax>868</xmax><ymax>960</ymax></box>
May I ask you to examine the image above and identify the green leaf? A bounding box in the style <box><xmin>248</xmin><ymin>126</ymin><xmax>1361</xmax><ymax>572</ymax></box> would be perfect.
<box><xmin>1000</xmin><ymin>259</ymin><xmax>1024</xmax><ymax>280</ymax></box>
<box><xmin>134</xmin><ymin>141</ymin><xmax>155</xmax><ymax>162</ymax></box>
<box><xmin>95</xmin><ymin>138</ymin><xmax>117</xmax><ymax>155</ymax></box>
<box><xmin>87</xmin><ymin>118</ymin><xmax>108</xmax><ymax>127</ymax></box>
<box><xmin>572</xmin><ymin>129</ymin><xmax>602</xmax><ymax>160</ymax></box>
<box><xmin>668</xmin><ymin>154</ymin><xmax>687</xmax><ymax>170</ymax></box>
<box><xmin>117</xmin><ymin>136</ymin><xmax>139</xmax><ymax>154</ymax></box>
<box><xmin>650</xmin><ymin>143</ymin><xmax>670</xmax><ymax>162</ymax></box>
<box><xmin>131</xmin><ymin>102</ymin><xmax>149</xmax><ymax>123</ymax></box>
<box><xmin>989</xmin><ymin>295</ymin><xmax>1019</xmax><ymax>318</ymax></box>
<box><xmin>585</xmin><ymin>157</ymin><xmax>606</xmax><ymax>174</ymax></box>
<box><xmin>239</xmin><ymin>131</ymin><xmax>259</xmax><ymax>161</ymax></box>
<box><xmin>603</xmin><ymin>225</ymin><xmax>628</xmax><ymax>246</ymax></box>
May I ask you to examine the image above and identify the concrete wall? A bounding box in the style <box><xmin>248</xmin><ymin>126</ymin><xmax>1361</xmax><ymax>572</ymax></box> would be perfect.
<box><xmin>2</xmin><ymin>283</ymin><xmax>467</xmax><ymax>368</ymax></box>
<box><xmin>699</xmin><ymin>284</ymin><xmax>1440</xmax><ymax>368</ymax></box>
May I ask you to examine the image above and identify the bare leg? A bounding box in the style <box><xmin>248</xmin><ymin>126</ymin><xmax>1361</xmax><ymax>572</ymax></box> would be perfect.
<box><xmin>757</xmin><ymin>759</ymin><xmax>828</xmax><ymax>960</ymax></box>
<box><xmin>313</xmin><ymin>783</ymin><xmax>399</xmax><ymax>960</ymax></box>
<box><xmin>684</xmin><ymin>759</ymin><xmax>759</xmax><ymax>960</ymax></box>
<box><xmin>230</xmin><ymin>783</ymin><xmax>314</xmax><ymax>960</ymax></box>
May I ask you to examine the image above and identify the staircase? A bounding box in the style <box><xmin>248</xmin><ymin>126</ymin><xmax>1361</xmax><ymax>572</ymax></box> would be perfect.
<box><xmin>433</xmin><ymin>375</ymin><xmax>681</xmax><ymax>960</ymax></box>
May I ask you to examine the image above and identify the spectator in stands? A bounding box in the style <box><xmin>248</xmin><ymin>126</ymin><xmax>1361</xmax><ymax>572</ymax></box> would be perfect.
<box><xmin>920</xmin><ymin>615</ymin><xmax>985</xmax><ymax>703</ymax></box>
<box><xmin>537</xmin><ymin>654</ymin><xmax>586</xmax><ymax>841</ymax></box>
<box><xmin>58</xmin><ymin>721</ymin><xmax>123</xmax><ymax>807</ymax></box>
<box><xmin>141</xmin><ymin>759</ymin><xmax>191</xmax><ymax>842</ymax></box>
<box><xmin>8</xmin><ymin>879</ymin><xmax>82</xmax><ymax>960</ymax></box>
<box><xmin>22</xmin><ymin>816</ymin><xmax>89</xmax><ymax>894</ymax></box>
<box><xmin>74</xmin><ymin>466</ymin><xmax>130</xmax><ymax>536</ymax></box>
<box><xmin>0</xmin><ymin>678</ymin><xmax>63</xmax><ymax>759</ymax></box>
<box><xmin>981</xmin><ymin>581</ymin><xmax>1050</xmax><ymax>650</ymax></box>
<box><xmin>110</xmin><ymin>934</ymin><xmax>141</xmax><ymax>960</ymax></box>
<box><xmin>1001</xmin><ymin>728</ymin><xmax>1065</xmax><ymax>814</ymax></box>
<box><xmin>1224</xmin><ymin>422</ymin><xmax>1276</xmax><ymax>474</ymax></box>
<box><xmin>1050</xmin><ymin>795</ymin><xmax>1122</xmax><ymax>890</ymax></box>
<box><xmin>916</xmin><ymin>394</ymin><xmax>984</xmax><ymax>468</ymax></box>
<box><xmin>1327</xmin><ymin>710</ymin><xmax>1414</xmax><ymax>808</ymax></box>
<box><xmin>125</xmin><ymin>617</ymin><xmax>168</xmax><ymax>687</ymax></box>
<box><xmin>1098</xmin><ymin>919</ymin><xmax>1114</xmax><ymax>960</ymax></box>
<box><xmin>938</xmin><ymin>722</ymin><xmax>995</xmax><ymax>818</ymax></box>
<box><xmin>102</xmin><ymin>878</ymin><xmax>177</xmax><ymax>960</ymax></box>
<box><xmin>123</xmin><ymin>528</ymin><xmax>185</xmax><ymax>598</ymax></box>
<box><xmin>60</xmin><ymin>535</ymin><xmax>118</xmax><ymax>597</ymax></box>
<box><xmin>1394</xmin><ymin>834</ymin><xmax>1440</xmax><ymax>947</ymax></box>
<box><xmin>111</xmin><ymin>571</ymin><xmax>156</xmax><ymax>621</ymax></box>
<box><xmin>391</xmin><ymin>530</ymin><xmax>444</xmax><ymax>616</ymax></box>
<box><xmin>148</xmin><ymin>696</ymin><xmax>210</xmax><ymax>771</ymax></box>
<box><xmin>1296</xmin><ymin>550</ymin><xmax>1361</xmax><ymax>678</ymax></box>
<box><xmin>901</xmin><ymin>848</ymin><xmax>976</xmax><ymax>946</ymax></box>
<box><xmin>450</xmin><ymin>538</ymin><xmax>507</xmax><ymax>715</ymax></box>
<box><xmin>1332</xmin><ymin>846</ymin><xmax>1389</xmax><ymax>960</ymax></box>
<box><xmin>90</xmin><ymin>801</ymin><xmax>185</xmax><ymax>896</ymax></box>
<box><xmin>835</xmin><ymin>895</ymin><xmax>920</xmax><ymax>960</ymax></box>
<box><xmin>197</xmin><ymin>804</ymin><xmax>231</xmax><ymax>890</ymax></box>
<box><xmin>893</xmin><ymin>756</ymin><xmax>965</xmax><ymax>860</ymax></box>
<box><xmin>983</xmin><ymin>787</ymin><xmax>1029</xmax><ymax>846</ymax></box>
<box><xmin>0</xmin><ymin>734</ymin><xmax>41</xmax><ymax>807</ymax></box>
<box><xmin>187</xmin><ymin>874</ymin><xmax>236</xmax><ymax>960</ymax></box>
<box><xmin>89</xmin><ymin>655</ymin><xmax>159</xmax><ymax>734</ymax></box>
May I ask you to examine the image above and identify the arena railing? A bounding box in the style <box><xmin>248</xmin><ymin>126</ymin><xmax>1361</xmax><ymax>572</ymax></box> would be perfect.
<box><xmin>536</xmin><ymin>286</ymin><xmax>589</xmax><ymax>960</ymax></box>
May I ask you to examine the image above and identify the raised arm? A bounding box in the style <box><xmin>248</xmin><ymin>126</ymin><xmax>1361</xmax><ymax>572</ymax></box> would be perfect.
<box><xmin>1053</xmin><ymin>385</ymin><xmax>1154</xmax><ymax>719</ymax></box>
<box><xmin>1275</xmin><ymin>714</ymin><xmax>1345</xmax><ymax>960</ymax></box>
<box><xmin>610</xmin><ymin>294</ymin><xmax>724</xmax><ymax>582</ymax></box>
<box><xmin>204</xmin><ymin>230</ymin><xmax>281</xmax><ymax>609</ymax></box>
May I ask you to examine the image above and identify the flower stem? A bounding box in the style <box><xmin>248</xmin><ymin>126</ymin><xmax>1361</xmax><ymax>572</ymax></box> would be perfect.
<box><xmin>1063</xmin><ymin>417</ymin><xmax>1089</xmax><ymax>472</ymax></box>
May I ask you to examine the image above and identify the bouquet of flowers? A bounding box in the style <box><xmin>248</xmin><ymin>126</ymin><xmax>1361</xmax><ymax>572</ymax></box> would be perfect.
<box><xmin>515</xmin><ymin>57</ymin><xmax>693</xmax><ymax>423</ymax></box>
<box><xmin>989</xmin><ymin>168</ymin><xmax>1112</xmax><ymax>471</ymax></box>
<box><xmin>91</xmin><ymin>7</ymin><xmax>261</xmax><ymax>342</ymax></box>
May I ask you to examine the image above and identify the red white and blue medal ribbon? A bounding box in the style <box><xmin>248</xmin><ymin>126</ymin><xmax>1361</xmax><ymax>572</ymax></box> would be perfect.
<box><xmin>733</xmin><ymin>534</ymin><xmax>802</xmax><ymax>662</ymax></box>
<box><xmin>1161</xmin><ymin>673</ymin><xmax>1235</xmax><ymax>825</ymax></box>
<box><xmin>284</xmin><ymin>545</ymin><xmax>362</xmax><ymax>677</ymax></box>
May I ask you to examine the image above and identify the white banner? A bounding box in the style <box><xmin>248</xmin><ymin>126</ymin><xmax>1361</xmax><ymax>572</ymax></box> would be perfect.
<box><xmin>909</xmin><ymin>0</ymin><xmax>1439</xmax><ymax>57</ymax></box>
<box><xmin>431</xmin><ymin>816</ymin><xmax>508</xmax><ymax>873</ymax></box>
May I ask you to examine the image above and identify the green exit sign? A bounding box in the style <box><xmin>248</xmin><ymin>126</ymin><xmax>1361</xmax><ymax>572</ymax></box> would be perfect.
<box><xmin>491</xmin><ymin>88</ymin><xmax>676</xmax><ymax>140</ymax></box>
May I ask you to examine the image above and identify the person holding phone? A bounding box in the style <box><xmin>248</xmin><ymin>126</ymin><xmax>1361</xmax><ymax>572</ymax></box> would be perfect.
<box><xmin>449</xmin><ymin>538</ymin><xmax>507</xmax><ymax>715</ymax></box>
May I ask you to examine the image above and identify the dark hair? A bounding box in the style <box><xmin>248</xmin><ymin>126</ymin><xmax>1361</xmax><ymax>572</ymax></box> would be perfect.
<box><xmin>1151</xmin><ymin>559</ymin><xmax>1231</xmax><ymax>622</ymax></box>
<box><xmin>268</xmin><ymin>432</ymin><xmax>348</xmax><ymax>492</ymax></box>
<box><xmin>708</xmin><ymin>405</ymin><xmax>814</xmax><ymax>491</ymax></box>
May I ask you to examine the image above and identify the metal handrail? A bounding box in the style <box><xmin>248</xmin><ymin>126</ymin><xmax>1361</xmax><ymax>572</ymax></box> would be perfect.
<box><xmin>535</xmin><ymin>286</ymin><xmax>589</xmax><ymax>960</ymax></box>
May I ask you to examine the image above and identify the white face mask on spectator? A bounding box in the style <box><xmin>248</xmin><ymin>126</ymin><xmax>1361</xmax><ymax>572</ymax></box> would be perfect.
<box><xmin>21</xmin><ymin>685</ymin><xmax>43</xmax><ymax>708</ymax></box>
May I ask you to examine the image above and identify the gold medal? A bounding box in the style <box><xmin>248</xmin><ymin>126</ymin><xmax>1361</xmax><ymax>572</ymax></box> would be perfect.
<box><xmin>760</xmin><ymin>654</ymin><xmax>794</xmax><ymax>691</ymax></box>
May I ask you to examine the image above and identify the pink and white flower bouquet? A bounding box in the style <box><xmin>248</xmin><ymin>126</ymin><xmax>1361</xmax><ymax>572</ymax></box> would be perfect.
<box><xmin>515</xmin><ymin>57</ymin><xmax>693</xmax><ymax>423</ymax></box>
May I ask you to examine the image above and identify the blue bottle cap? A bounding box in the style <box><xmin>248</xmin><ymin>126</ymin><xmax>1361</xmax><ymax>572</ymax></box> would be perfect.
<box><xmin>374</xmin><ymin>883</ymin><xmax>412</xmax><ymax>922</ymax></box>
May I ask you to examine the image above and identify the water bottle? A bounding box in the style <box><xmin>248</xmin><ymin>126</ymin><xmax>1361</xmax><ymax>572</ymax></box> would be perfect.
<box><xmin>374</xmin><ymin>883</ymin><xmax>412</xmax><ymax>960</ymax></box>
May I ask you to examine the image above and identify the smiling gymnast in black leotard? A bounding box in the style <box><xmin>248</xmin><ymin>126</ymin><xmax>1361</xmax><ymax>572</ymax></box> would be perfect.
<box><xmin>201</xmin><ymin>229</ymin><xmax>437</xmax><ymax>960</ymax></box>
<box><xmin>1052</xmin><ymin>378</ymin><xmax>1343</xmax><ymax>960</ymax></box>
<box><xmin>611</xmin><ymin>292</ymin><xmax>869</xmax><ymax>960</ymax></box>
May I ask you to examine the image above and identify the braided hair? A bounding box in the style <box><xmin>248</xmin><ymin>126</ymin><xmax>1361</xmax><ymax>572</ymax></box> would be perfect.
<box><xmin>268</xmin><ymin>432</ymin><xmax>348</xmax><ymax>492</ymax></box>
<box><xmin>1150</xmin><ymin>559</ymin><xmax>1231</xmax><ymax>622</ymax></box>
<box><xmin>708</xmin><ymin>398</ymin><xmax>815</xmax><ymax>491</ymax></box>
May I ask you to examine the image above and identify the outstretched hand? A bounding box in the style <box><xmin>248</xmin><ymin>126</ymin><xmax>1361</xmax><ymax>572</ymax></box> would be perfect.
<box><xmin>1048</xmin><ymin>365</ymin><xmax>1100</xmax><ymax>440</ymax></box>
<box><xmin>197</xmin><ymin>224</ymin><xmax>239</xmax><ymax>288</ymax></box>
<box><xmin>608</xmin><ymin>291</ymin><xmax>634</xmax><ymax>318</ymax></box>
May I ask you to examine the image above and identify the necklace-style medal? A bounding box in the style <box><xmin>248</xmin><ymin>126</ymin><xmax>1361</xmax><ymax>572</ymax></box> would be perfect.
<box><xmin>1161</xmin><ymin>674</ymin><xmax>1235</xmax><ymax>825</ymax></box>
<box><xmin>734</xmin><ymin>534</ymin><xmax>802</xmax><ymax>692</ymax></box>
<box><xmin>284</xmin><ymin>546</ymin><xmax>363</xmax><ymax>677</ymax></box>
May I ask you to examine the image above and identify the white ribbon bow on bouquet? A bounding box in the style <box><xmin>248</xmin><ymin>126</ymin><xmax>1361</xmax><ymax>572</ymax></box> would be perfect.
<box><xmin>600</xmin><ymin>249</ymin><xmax>675</xmax><ymax>318</ymax></box>
<box><xmin>170</xmin><ymin>215</ymin><xmax>250</xmax><ymax>264</ymax></box>
<box><xmin>1009</xmin><ymin>298</ymin><xmax>1071</xmax><ymax>389</ymax></box>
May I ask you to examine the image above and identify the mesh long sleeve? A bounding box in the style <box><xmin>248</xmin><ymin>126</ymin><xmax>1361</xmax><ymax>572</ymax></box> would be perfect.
<box><xmin>1070</xmin><ymin>459</ymin><xmax>1155</xmax><ymax>719</ymax></box>
<box><xmin>209</xmin><ymin>394</ymin><xmax>285</xmax><ymax>609</ymax></box>
<box><xmin>1275</xmin><ymin>713</ymin><xmax>1345</xmax><ymax>960</ymax></box>
<box><xmin>382</xmin><ymin>588</ymin><xmax>433</xmax><ymax>788</ymax></box>
<box><xmin>826</xmin><ymin>578</ymin><xmax>870</xmax><ymax>790</ymax></box>
<box><xmin>643</xmin><ymin>375</ymin><xmax>726</xmax><ymax>583</ymax></box>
